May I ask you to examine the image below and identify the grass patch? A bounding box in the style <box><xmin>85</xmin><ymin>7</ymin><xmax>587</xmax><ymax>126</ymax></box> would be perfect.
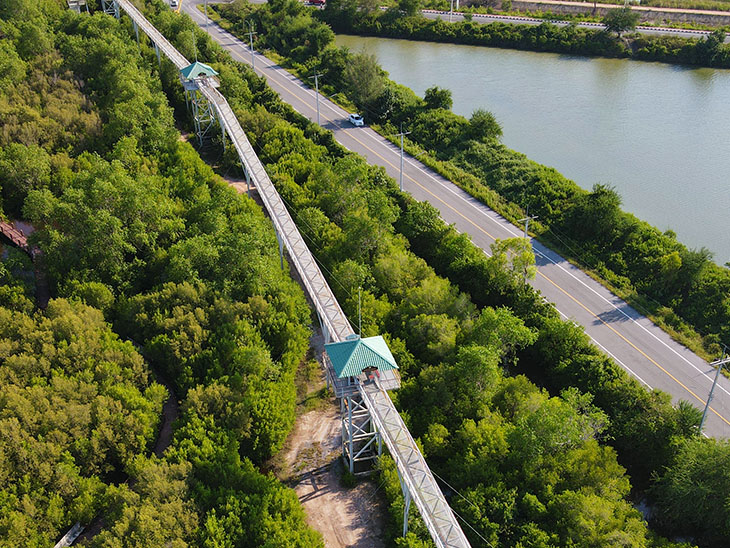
<box><xmin>340</xmin><ymin>464</ymin><xmax>358</xmax><ymax>488</ymax></box>
<box><xmin>196</xmin><ymin>2</ymin><xmax>233</xmax><ymax>29</ymax></box>
<box><xmin>295</xmin><ymin>358</ymin><xmax>330</xmax><ymax>411</ymax></box>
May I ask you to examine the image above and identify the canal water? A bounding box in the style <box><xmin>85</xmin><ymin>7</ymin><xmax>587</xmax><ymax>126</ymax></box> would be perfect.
<box><xmin>335</xmin><ymin>35</ymin><xmax>730</xmax><ymax>264</ymax></box>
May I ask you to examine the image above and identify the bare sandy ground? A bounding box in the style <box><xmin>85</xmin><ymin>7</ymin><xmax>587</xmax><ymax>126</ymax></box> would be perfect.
<box><xmin>274</xmin><ymin>328</ymin><xmax>387</xmax><ymax>548</ymax></box>
<box><xmin>280</xmin><ymin>404</ymin><xmax>387</xmax><ymax>548</ymax></box>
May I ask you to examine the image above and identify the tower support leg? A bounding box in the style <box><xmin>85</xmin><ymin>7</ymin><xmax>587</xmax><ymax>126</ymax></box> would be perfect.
<box><xmin>341</xmin><ymin>397</ymin><xmax>346</xmax><ymax>465</ymax></box>
<box><xmin>102</xmin><ymin>0</ymin><xmax>120</xmax><ymax>18</ymax></box>
<box><xmin>340</xmin><ymin>394</ymin><xmax>379</xmax><ymax>475</ymax></box>
<box><xmin>217</xmin><ymin>107</ymin><xmax>227</xmax><ymax>151</ymax></box>
<box><xmin>348</xmin><ymin>395</ymin><xmax>354</xmax><ymax>473</ymax></box>
<box><xmin>189</xmin><ymin>89</ymin><xmax>215</xmax><ymax>146</ymax></box>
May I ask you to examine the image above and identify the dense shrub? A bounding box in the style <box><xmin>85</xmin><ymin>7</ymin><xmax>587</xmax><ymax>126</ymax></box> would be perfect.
<box><xmin>0</xmin><ymin>2</ymin><xmax>320</xmax><ymax>546</ymax></box>
<box><xmin>217</xmin><ymin>0</ymin><xmax>730</xmax><ymax>354</ymax></box>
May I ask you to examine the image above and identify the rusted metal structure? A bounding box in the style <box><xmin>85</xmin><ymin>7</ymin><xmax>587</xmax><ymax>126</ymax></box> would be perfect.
<box><xmin>0</xmin><ymin>222</ymin><xmax>30</xmax><ymax>254</ymax></box>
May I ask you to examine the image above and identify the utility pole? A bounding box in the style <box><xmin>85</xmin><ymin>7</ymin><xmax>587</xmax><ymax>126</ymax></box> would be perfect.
<box><xmin>449</xmin><ymin>0</ymin><xmax>454</xmax><ymax>22</ymax></box>
<box><xmin>247</xmin><ymin>21</ymin><xmax>257</xmax><ymax>71</ymax></box>
<box><xmin>192</xmin><ymin>28</ymin><xmax>197</xmax><ymax>62</ymax></box>
<box><xmin>309</xmin><ymin>72</ymin><xmax>323</xmax><ymax>126</ymax></box>
<box><xmin>518</xmin><ymin>205</ymin><xmax>538</xmax><ymax>238</ymax></box>
<box><xmin>700</xmin><ymin>350</ymin><xmax>730</xmax><ymax>432</ymax></box>
<box><xmin>396</xmin><ymin>124</ymin><xmax>411</xmax><ymax>192</ymax></box>
<box><xmin>204</xmin><ymin>0</ymin><xmax>208</xmax><ymax>34</ymax></box>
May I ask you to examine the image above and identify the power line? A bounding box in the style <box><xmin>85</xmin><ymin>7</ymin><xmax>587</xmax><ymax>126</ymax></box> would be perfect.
<box><xmin>246</xmin><ymin>20</ymin><xmax>257</xmax><ymax>70</ymax></box>
<box><xmin>518</xmin><ymin>204</ymin><xmax>538</xmax><ymax>239</ymax></box>
<box><xmin>430</xmin><ymin>469</ymin><xmax>496</xmax><ymax>548</ymax></box>
<box><xmin>700</xmin><ymin>347</ymin><xmax>730</xmax><ymax>432</ymax></box>
<box><xmin>394</xmin><ymin>123</ymin><xmax>411</xmax><ymax>192</ymax></box>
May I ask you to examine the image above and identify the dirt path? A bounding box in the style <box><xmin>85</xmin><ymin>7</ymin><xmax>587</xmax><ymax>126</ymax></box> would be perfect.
<box><xmin>281</xmin><ymin>405</ymin><xmax>387</xmax><ymax>548</ymax></box>
<box><xmin>153</xmin><ymin>377</ymin><xmax>180</xmax><ymax>458</ymax></box>
<box><xmin>275</xmin><ymin>331</ymin><xmax>387</xmax><ymax>548</ymax></box>
<box><xmin>226</xmin><ymin>164</ymin><xmax>387</xmax><ymax>548</ymax></box>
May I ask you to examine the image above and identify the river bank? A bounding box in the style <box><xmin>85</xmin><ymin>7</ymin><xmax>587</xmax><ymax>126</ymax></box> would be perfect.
<box><xmin>318</xmin><ymin>9</ymin><xmax>730</xmax><ymax>67</ymax></box>
<box><xmin>215</xmin><ymin>0</ymin><xmax>730</xmax><ymax>364</ymax></box>
<box><xmin>334</xmin><ymin>34</ymin><xmax>730</xmax><ymax>265</ymax></box>
<box><xmin>507</xmin><ymin>0</ymin><xmax>730</xmax><ymax>26</ymax></box>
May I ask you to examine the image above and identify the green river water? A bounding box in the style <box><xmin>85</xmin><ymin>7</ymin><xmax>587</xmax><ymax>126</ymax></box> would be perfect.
<box><xmin>336</xmin><ymin>34</ymin><xmax>730</xmax><ymax>264</ymax></box>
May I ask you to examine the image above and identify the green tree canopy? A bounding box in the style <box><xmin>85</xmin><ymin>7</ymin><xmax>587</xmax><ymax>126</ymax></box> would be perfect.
<box><xmin>467</xmin><ymin>108</ymin><xmax>503</xmax><ymax>141</ymax></box>
<box><xmin>652</xmin><ymin>438</ymin><xmax>730</xmax><ymax>546</ymax></box>
<box><xmin>398</xmin><ymin>0</ymin><xmax>422</xmax><ymax>17</ymax></box>
<box><xmin>424</xmin><ymin>86</ymin><xmax>453</xmax><ymax>110</ymax></box>
<box><xmin>343</xmin><ymin>52</ymin><xmax>386</xmax><ymax>111</ymax></box>
<box><xmin>603</xmin><ymin>7</ymin><xmax>640</xmax><ymax>37</ymax></box>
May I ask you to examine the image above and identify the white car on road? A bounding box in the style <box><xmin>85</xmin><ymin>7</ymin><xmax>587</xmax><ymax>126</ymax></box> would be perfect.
<box><xmin>348</xmin><ymin>113</ymin><xmax>364</xmax><ymax>127</ymax></box>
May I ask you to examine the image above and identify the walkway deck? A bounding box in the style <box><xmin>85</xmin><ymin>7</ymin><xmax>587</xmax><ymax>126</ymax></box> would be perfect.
<box><xmin>112</xmin><ymin>2</ymin><xmax>470</xmax><ymax>546</ymax></box>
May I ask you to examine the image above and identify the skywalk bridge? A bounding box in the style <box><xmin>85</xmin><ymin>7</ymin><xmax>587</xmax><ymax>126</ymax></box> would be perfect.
<box><xmin>104</xmin><ymin>1</ymin><xmax>471</xmax><ymax>545</ymax></box>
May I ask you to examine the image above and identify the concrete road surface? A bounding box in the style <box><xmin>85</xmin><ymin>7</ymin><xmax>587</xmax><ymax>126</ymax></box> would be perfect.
<box><xmin>183</xmin><ymin>0</ymin><xmax>730</xmax><ymax>438</ymax></box>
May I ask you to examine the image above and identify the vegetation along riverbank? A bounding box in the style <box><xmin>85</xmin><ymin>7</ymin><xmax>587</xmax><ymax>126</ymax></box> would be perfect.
<box><xmin>216</xmin><ymin>0</ymin><xmax>730</xmax><ymax>364</ymax></box>
<box><xmin>320</xmin><ymin>2</ymin><xmax>730</xmax><ymax>68</ymax></box>
<box><xmin>1</xmin><ymin>0</ymin><xmax>727</xmax><ymax>546</ymax></box>
<box><xmin>206</xmin><ymin>1</ymin><xmax>730</xmax><ymax>546</ymax></box>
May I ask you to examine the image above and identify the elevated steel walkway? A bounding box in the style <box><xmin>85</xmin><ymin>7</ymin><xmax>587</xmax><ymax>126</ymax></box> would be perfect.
<box><xmin>360</xmin><ymin>379</ymin><xmax>470</xmax><ymax>547</ymax></box>
<box><xmin>109</xmin><ymin>2</ymin><xmax>470</xmax><ymax>546</ymax></box>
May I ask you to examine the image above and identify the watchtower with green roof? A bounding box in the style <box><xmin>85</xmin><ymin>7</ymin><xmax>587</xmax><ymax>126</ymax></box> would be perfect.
<box><xmin>324</xmin><ymin>335</ymin><xmax>400</xmax><ymax>474</ymax></box>
<box><xmin>326</xmin><ymin>335</ymin><xmax>398</xmax><ymax>378</ymax></box>
<box><xmin>179</xmin><ymin>61</ymin><xmax>221</xmax><ymax>146</ymax></box>
<box><xmin>324</xmin><ymin>335</ymin><xmax>400</xmax><ymax>397</ymax></box>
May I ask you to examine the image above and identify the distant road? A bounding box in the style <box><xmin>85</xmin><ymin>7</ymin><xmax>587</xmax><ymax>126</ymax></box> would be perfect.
<box><xmin>183</xmin><ymin>0</ymin><xmax>730</xmax><ymax>438</ymax></box>
<box><xmin>420</xmin><ymin>9</ymin><xmax>721</xmax><ymax>40</ymax></box>
<box><xmin>200</xmin><ymin>0</ymin><xmax>723</xmax><ymax>39</ymax></box>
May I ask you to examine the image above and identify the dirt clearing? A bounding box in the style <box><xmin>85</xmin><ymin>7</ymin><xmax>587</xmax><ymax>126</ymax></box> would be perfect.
<box><xmin>274</xmin><ymin>332</ymin><xmax>387</xmax><ymax>548</ymax></box>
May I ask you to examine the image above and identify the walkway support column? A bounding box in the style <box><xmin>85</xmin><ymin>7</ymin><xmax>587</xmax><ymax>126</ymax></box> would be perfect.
<box><xmin>397</xmin><ymin>468</ymin><xmax>412</xmax><ymax>537</ymax></box>
<box><xmin>217</xmin><ymin>107</ymin><xmax>227</xmax><ymax>151</ymax></box>
<box><xmin>276</xmin><ymin>231</ymin><xmax>284</xmax><ymax>270</ymax></box>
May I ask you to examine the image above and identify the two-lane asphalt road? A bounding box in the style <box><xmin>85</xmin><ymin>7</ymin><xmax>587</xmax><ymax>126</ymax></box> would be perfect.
<box><xmin>183</xmin><ymin>1</ymin><xmax>730</xmax><ymax>438</ymax></box>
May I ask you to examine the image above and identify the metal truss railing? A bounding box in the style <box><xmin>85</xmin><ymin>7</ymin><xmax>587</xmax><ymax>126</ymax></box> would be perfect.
<box><xmin>109</xmin><ymin>3</ymin><xmax>470</xmax><ymax>546</ymax></box>
<box><xmin>360</xmin><ymin>380</ymin><xmax>471</xmax><ymax>548</ymax></box>
<box><xmin>198</xmin><ymin>83</ymin><xmax>355</xmax><ymax>344</ymax></box>
<box><xmin>116</xmin><ymin>0</ymin><xmax>188</xmax><ymax>68</ymax></box>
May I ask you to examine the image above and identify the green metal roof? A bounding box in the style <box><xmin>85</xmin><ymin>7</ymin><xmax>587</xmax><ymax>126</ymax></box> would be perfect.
<box><xmin>180</xmin><ymin>61</ymin><xmax>219</xmax><ymax>80</ymax></box>
<box><xmin>325</xmin><ymin>336</ymin><xmax>399</xmax><ymax>379</ymax></box>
